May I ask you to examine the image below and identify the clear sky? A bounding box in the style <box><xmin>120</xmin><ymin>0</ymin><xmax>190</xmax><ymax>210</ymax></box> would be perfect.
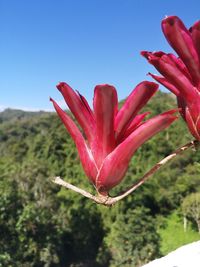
<box><xmin>1</xmin><ymin>0</ymin><xmax>200</xmax><ymax>111</ymax></box>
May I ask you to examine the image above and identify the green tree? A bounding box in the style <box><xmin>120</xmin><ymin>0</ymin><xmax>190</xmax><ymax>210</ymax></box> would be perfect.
<box><xmin>105</xmin><ymin>206</ymin><xmax>160</xmax><ymax>267</ymax></box>
<box><xmin>1</xmin><ymin>92</ymin><xmax>200</xmax><ymax>266</ymax></box>
<box><xmin>182</xmin><ymin>193</ymin><xmax>200</xmax><ymax>233</ymax></box>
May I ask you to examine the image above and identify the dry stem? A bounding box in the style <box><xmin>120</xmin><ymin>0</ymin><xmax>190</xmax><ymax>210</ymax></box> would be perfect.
<box><xmin>53</xmin><ymin>140</ymin><xmax>198</xmax><ymax>206</ymax></box>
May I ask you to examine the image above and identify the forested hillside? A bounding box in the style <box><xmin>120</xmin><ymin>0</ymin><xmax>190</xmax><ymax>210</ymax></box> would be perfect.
<box><xmin>0</xmin><ymin>91</ymin><xmax>200</xmax><ymax>267</ymax></box>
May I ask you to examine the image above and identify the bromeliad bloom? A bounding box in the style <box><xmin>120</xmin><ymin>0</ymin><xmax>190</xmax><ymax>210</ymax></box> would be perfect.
<box><xmin>50</xmin><ymin>81</ymin><xmax>177</xmax><ymax>195</ymax></box>
<box><xmin>141</xmin><ymin>16</ymin><xmax>200</xmax><ymax>140</ymax></box>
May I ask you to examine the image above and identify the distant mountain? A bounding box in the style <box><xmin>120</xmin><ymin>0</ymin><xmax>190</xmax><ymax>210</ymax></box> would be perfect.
<box><xmin>0</xmin><ymin>92</ymin><xmax>176</xmax><ymax>123</ymax></box>
<box><xmin>0</xmin><ymin>108</ymin><xmax>52</xmax><ymax>123</ymax></box>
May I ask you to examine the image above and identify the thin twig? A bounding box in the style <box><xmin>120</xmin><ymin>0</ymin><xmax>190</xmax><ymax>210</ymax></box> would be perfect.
<box><xmin>53</xmin><ymin>176</ymin><xmax>110</xmax><ymax>205</ymax></box>
<box><xmin>110</xmin><ymin>140</ymin><xmax>198</xmax><ymax>204</ymax></box>
<box><xmin>53</xmin><ymin>140</ymin><xmax>198</xmax><ymax>206</ymax></box>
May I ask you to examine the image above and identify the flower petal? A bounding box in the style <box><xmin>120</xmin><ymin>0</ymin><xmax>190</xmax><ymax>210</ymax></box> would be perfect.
<box><xmin>189</xmin><ymin>21</ymin><xmax>200</xmax><ymax>64</ymax></box>
<box><xmin>196</xmin><ymin>115</ymin><xmax>200</xmax><ymax>138</ymax></box>
<box><xmin>177</xmin><ymin>96</ymin><xmax>187</xmax><ymax>120</ymax></box>
<box><xmin>162</xmin><ymin>16</ymin><xmax>200</xmax><ymax>85</ymax></box>
<box><xmin>148</xmin><ymin>73</ymin><xmax>180</xmax><ymax>95</ymax></box>
<box><xmin>96</xmin><ymin>110</ymin><xmax>178</xmax><ymax>193</ymax></box>
<box><xmin>185</xmin><ymin>107</ymin><xmax>200</xmax><ymax>140</ymax></box>
<box><xmin>56</xmin><ymin>82</ymin><xmax>95</xmax><ymax>144</ymax></box>
<box><xmin>50</xmin><ymin>98</ymin><xmax>98</xmax><ymax>183</ymax></box>
<box><xmin>114</xmin><ymin>81</ymin><xmax>158</xmax><ymax>139</ymax></box>
<box><xmin>168</xmin><ymin>53</ymin><xmax>193</xmax><ymax>82</ymax></box>
<box><xmin>117</xmin><ymin>112</ymin><xmax>150</xmax><ymax>143</ymax></box>
<box><xmin>141</xmin><ymin>51</ymin><xmax>198</xmax><ymax>102</ymax></box>
<box><xmin>92</xmin><ymin>84</ymin><xmax>118</xmax><ymax>168</ymax></box>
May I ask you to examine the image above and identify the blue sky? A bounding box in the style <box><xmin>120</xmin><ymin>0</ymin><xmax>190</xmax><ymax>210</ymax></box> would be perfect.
<box><xmin>1</xmin><ymin>0</ymin><xmax>200</xmax><ymax>111</ymax></box>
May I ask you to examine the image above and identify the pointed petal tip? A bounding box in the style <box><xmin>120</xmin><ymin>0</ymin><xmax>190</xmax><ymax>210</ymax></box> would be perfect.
<box><xmin>143</xmin><ymin>111</ymin><xmax>151</xmax><ymax>116</ymax></box>
<box><xmin>141</xmin><ymin>80</ymin><xmax>159</xmax><ymax>89</ymax></box>
<box><xmin>141</xmin><ymin>51</ymin><xmax>159</xmax><ymax>62</ymax></box>
<box><xmin>50</xmin><ymin>97</ymin><xmax>60</xmax><ymax>105</ymax></box>
<box><xmin>56</xmin><ymin>82</ymin><xmax>71</xmax><ymax>92</ymax></box>
<box><xmin>114</xmin><ymin>81</ymin><xmax>158</xmax><ymax>138</ymax></box>
<box><xmin>162</xmin><ymin>15</ymin><xmax>180</xmax><ymax>26</ymax></box>
<box><xmin>148</xmin><ymin>72</ymin><xmax>163</xmax><ymax>79</ymax></box>
<box><xmin>161</xmin><ymin>108</ymin><xmax>180</xmax><ymax>115</ymax></box>
<box><xmin>167</xmin><ymin>115</ymin><xmax>179</xmax><ymax>125</ymax></box>
<box><xmin>147</xmin><ymin>72</ymin><xmax>160</xmax><ymax>80</ymax></box>
<box><xmin>50</xmin><ymin>97</ymin><xmax>58</xmax><ymax>106</ymax></box>
<box><xmin>171</xmin><ymin>115</ymin><xmax>179</xmax><ymax>121</ymax></box>
<box><xmin>93</xmin><ymin>84</ymin><xmax>117</xmax><ymax>100</ymax></box>
<box><xmin>189</xmin><ymin>20</ymin><xmax>200</xmax><ymax>32</ymax></box>
<box><xmin>56</xmin><ymin>82</ymin><xmax>63</xmax><ymax>90</ymax></box>
<box><xmin>148</xmin><ymin>72</ymin><xmax>155</xmax><ymax>77</ymax></box>
<box><xmin>141</xmin><ymin>50</ymin><xmax>149</xmax><ymax>59</ymax></box>
<box><xmin>94</xmin><ymin>84</ymin><xmax>117</xmax><ymax>92</ymax></box>
<box><xmin>49</xmin><ymin>98</ymin><xmax>60</xmax><ymax>110</ymax></box>
<box><xmin>157</xmin><ymin>109</ymin><xmax>180</xmax><ymax>124</ymax></box>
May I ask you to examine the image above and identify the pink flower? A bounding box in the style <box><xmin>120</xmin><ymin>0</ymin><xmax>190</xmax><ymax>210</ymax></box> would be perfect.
<box><xmin>50</xmin><ymin>81</ymin><xmax>177</xmax><ymax>195</ymax></box>
<box><xmin>141</xmin><ymin>16</ymin><xmax>200</xmax><ymax>140</ymax></box>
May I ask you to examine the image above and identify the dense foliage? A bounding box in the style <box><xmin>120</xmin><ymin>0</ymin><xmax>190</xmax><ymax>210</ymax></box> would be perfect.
<box><xmin>182</xmin><ymin>192</ymin><xmax>200</xmax><ymax>233</ymax></box>
<box><xmin>0</xmin><ymin>91</ymin><xmax>200</xmax><ymax>267</ymax></box>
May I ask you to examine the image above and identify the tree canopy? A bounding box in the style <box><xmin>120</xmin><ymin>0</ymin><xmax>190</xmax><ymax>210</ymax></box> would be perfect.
<box><xmin>0</xmin><ymin>91</ymin><xmax>200</xmax><ymax>266</ymax></box>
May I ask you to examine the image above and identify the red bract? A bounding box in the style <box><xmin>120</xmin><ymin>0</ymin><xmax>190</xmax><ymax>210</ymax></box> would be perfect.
<box><xmin>141</xmin><ymin>16</ymin><xmax>200</xmax><ymax>140</ymax></box>
<box><xmin>50</xmin><ymin>81</ymin><xmax>177</xmax><ymax>195</ymax></box>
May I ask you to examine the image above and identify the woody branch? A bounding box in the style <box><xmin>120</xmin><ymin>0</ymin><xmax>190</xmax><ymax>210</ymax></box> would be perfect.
<box><xmin>53</xmin><ymin>140</ymin><xmax>199</xmax><ymax>206</ymax></box>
